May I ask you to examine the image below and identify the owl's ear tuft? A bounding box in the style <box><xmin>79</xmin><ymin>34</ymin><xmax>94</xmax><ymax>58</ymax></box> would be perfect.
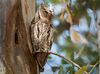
<box><xmin>40</xmin><ymin>3</ymin><xmax>46</xmax><ymax>9</ymax></box>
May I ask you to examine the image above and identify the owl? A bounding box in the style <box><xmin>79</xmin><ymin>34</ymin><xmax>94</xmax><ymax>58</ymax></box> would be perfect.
<box><xmin>31</xmin><ymin>4</ymin><xmax>54</xmax><ymax>71</ymax></box>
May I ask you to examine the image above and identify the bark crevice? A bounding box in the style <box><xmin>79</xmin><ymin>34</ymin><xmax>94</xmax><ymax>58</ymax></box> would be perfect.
<box><xmin>0</xmin><ymin>0</ymin><xmax>39</xmax><ymax>74</ymax></box>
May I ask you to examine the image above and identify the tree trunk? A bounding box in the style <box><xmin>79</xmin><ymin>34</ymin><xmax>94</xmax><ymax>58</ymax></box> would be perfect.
<box><xmin>0</xmin><ymin>0</ymin><xmax>39</xmax><ymax>74</ymax></box>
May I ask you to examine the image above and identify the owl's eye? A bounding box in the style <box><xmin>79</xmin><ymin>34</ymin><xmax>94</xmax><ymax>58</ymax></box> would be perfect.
<box><xmin>44</xmin><ymin>11</ymin><xmax>48</xmax><ymax>14</ymax></box>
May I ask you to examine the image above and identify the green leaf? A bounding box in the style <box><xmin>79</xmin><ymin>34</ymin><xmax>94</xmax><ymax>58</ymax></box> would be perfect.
<box><xmin>51</xmin><ymin>0</ymin><xmax>60</xmax><ymax>4</ymax></box>
<box><xmin>48</xmin><ymin>55</ymin><xmax>52</xmax><ymax>59</ymax></box>
<box><xmin>61</xmin><ymin>59</ymin><xmax>67</xmax><ymax>64</ymax></box>
<box><xmin>58</xmin><ymin>66</ymin><xmax>63</xmax><ymax>74</ymax></box>
<box><xmin>45</xmin><ymin>0</ymin><xmax>62</xmax><ymax>4</ymax></box>
<box><xmin>75</xmin><ymin>66</ymin><xmax>88</xmax><ymax>74</ymax></box>
<box><xmin>58</xmin><ymin>66</ymin><xmax>66</xmax><ymax>74</ymax></box>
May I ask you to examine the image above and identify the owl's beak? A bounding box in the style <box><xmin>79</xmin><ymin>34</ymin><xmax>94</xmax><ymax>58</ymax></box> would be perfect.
<box><xmin>49</xmin><ymin>10</ymin><xmax>54</xmax><ymax>16</ymax></box>
<box><xmin>48</xmin><ymin>4</ymin><xmax>54</xmax><ymax>15</ymax></box>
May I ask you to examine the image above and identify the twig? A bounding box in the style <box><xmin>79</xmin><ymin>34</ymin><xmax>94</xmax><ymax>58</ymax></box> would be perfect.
<box><xmin>35</xmin><ymin>51</ymin><xmax>81</xmax><ymax>69</ymax></box>
<box><xmin>35</xmin><ymin>51</ymin><xmax>89</xmax><ymax>74</ymax></box>
<box><xmin>74</xmin><ymin>45</ymin><xmax>85</xmax><ymax>59</ymax></box>
<box><xmin>48</xmin><ymin>51</ymin><xmax>81</xmax><ymax>69</ymax></box>
<box><xmin>88</xmin><ymin>61</ymin><xmax>99</xmax><ymax>74</ymax></box>
<box><xmin>49</xmin><ymin>51</ymin><xmax>90</xmax><ymax>74</ymax></box>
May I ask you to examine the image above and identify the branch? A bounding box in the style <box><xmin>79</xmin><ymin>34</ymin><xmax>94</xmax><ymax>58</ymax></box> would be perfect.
<box><xmin>35</xmin><ymin>51</ymin><xmax>90</xmax><ymax>74</ymax></box>
<box><xmin>35</xmin><ymin>51</ymin><xmax>81</xmax><ymax>69</ymax></box>
<box><xmin>48</xmin><ymin>51</ymin><xmax>90</xmax><ymax>74</ymax></box>
<box><xmin>88</xmin><ymin>61</ymin><xmax>99</xmax><ymax>74</ymax></box>
<box><xmin>48</xmin><ymin>51</ymin><xmax>81</xmax><ymax>69</ymax></box>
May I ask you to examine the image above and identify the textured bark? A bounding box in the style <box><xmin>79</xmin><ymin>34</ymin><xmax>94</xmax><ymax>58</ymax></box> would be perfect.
<box><xmin>0</xmin><ymin>0</ymin><xmax>39</xmax><ymax>74</ymax></box>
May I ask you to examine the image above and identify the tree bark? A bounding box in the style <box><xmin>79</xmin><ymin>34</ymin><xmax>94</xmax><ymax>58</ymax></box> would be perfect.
<box><xmin>0</xmin><ymin>0</ymin><xmax>39</xmax><ymax>74</ymax></box>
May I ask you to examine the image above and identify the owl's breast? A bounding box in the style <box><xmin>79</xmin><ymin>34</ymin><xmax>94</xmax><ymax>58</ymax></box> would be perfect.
<box><xmin>31</xmin><ymin>20</ymin><xmax>54</xmax><ymax>51</ymax></box>
<box><xmin>32</xmin><ymin>21</ymin><xmax>50</xmax><ymax>41</ymax></box>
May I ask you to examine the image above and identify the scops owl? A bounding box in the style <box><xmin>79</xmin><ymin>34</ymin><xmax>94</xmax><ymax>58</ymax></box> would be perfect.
<box><xmin>31</xmin><ymin>4</ymin><xmax>54</xmax><ymax>71</ymax></box>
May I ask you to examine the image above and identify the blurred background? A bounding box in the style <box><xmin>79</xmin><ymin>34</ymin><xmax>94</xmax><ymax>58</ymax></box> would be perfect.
<box><xmin>36</xmin><ymin>0</ymin><xmax>100</xmax><ymax>74</ymax></box>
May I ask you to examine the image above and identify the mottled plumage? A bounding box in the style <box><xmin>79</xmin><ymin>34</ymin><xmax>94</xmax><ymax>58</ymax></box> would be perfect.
<box><xmin>31</xmin><ymin>4</ymin><xmax>54</xmax><ymax>71</ymax></box>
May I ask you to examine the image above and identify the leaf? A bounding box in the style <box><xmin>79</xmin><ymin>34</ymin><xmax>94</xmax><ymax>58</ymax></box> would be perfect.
<box><xmin>59</xmin><ymin>10</ymin><xmax>65</xmax><ymax>22</ymax></box>
<box><xmin>48</xmin><ymin>55</ymin><xmax>52</xmax><ymax>59</ymax></box>
<box><xmin>66</xmin><ymin>5</ymin><xmax>73</xmax><ymax>25</ymax></box>
<box><xmin>58</xmin><ymin>66</ymin><xmax>66</xmax><ymax>74</ymax></box>
<box><xmin>61</xmin><ymin>59</ymin><xmax>67</xmax><ymax>64</ymax></box>
<box><xmin>70</xmin><ymin>26</ymin><xmax>88</xmax><ymax>44</ymax></box>
<box><xmin>75</xmin><ymin>66</ymin><xmax>88</xmax><ymax>74</ymax></box>
<box><xmin>46</xmin><ymin>0</ymin><xmax>62</xmax><ymax>4</ymax></box>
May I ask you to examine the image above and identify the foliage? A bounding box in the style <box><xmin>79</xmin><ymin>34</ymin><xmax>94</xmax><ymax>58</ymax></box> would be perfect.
<box><xmin>37</xmin><ymin>0</ymin><xmax>100</xmax><ymax>74</ymax></box>
<box><xmin>75</xmin><ymin>66</ymin><xmax>88</xmax><ymax>74</ymax></box>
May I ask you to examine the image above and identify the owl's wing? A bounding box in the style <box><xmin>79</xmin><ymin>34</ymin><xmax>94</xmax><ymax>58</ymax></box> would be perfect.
<box><xmin>30</xmin><ymin>17</ymin><xmax>36</xmax><ymax>53</ymax></box>
<box><xmin>31</xmin><ymin>17</ymin><xmax>35</xmax><ymax>24</ymax></box>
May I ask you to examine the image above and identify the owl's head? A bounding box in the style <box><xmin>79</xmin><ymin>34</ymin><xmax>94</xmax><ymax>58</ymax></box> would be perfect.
<box><xmin>38</xmin><ymin>3</ymin><xmax>54</xmax><ymax>22</ymax></box>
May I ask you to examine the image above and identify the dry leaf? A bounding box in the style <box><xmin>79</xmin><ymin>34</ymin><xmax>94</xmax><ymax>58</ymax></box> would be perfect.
<box><xmin>66</xmin><ymin>5</ymin><xmax>73</xmax><ymax>25</ymax></box>
<box><xmin>70</xmin><ymin>26</ymin><xmax>88</xmax><ymax>44</ymax></box>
